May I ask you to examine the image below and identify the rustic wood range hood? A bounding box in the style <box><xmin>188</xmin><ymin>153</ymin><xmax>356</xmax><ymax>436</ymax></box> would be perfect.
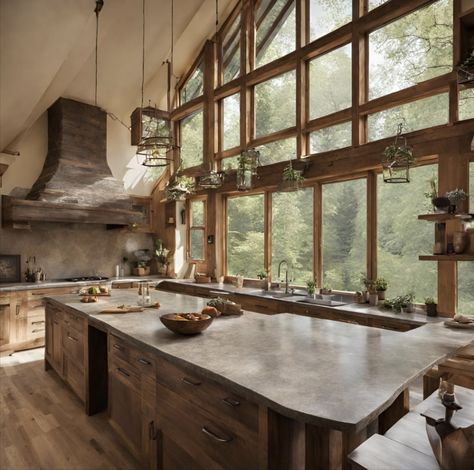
<box><xmin>3</xmin><ymin>98</ymin><xmax>144</xmax><ymax>226</ymax></box>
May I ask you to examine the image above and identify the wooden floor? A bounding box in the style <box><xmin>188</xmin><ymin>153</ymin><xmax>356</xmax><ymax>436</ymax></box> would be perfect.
<box><xmin>0</xmin><ymin>348</ymin><xmax>141</xmax><ymax>470</ymax></box>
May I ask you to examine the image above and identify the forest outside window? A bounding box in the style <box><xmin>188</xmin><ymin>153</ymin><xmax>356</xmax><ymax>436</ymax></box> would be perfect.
<box><xmin>272</xmin><ymin>189</ymin><xmax>313</xmax><ymax>285</ymax></box>
<box><xmin>222</xmin><ymin>12</ymin><xmax>241</xmax><ymax>84</ymax></box>
<box><xmin>227</xmin><ymin>194</ymin><xmax>265</xmax><ymax>278</ymax></box>
<box><xmin>322</xmin><ymin>178</ymin><xmax>367</xmax><ymax>291</ymax></box>
<box><xmin>459</xmin><ymin>88</ymin><xmax>474</xmax><ymax>121</ymax></box>
<box><xmin>309</xmin><ymin>44</ymin><xmax>352</xmax><ymax>120</ymax></box>
<box><xmin>368</xmin><ymin>0</ymin><xmax>453</xmax><ymax>100</ymax></box>
<box><xmin>180</xmin><ymin>60</ymin><xmax>204</xmax><ymax>104</ymax></box>
<box><xmin>222</xmin><ymin>93</ymin><xmax>240</xmax><ymax>151</ymax></box>
<box><xmin>310</xmin><ymin>121</ymin><xmax>352</xmax><ymax>154</ymax></box>
<box><xmin>189</xmin><ymin>199</ymin><xmax>206</xmax><ymax>261</ymax></box>
<box><xmin>309</xmin><ymin>0</ymin><xmax>352</xmax><ymax>42</ymax></box>
<box><xmin>367</xmin><ymin>93</ymin><xmax>449</xmax><ymax>142</ymax></box>
<box><xmin>255</xmin><ymin>0</ymin><xmax>296</xmax><ymax>68</ymax></box>
<box><xmin>377</xmin><ymin>164</ymin><xmax>437</xmax><ymax>302</ymax></box>
<box><xmin>180</xmin><ymin>110</ymin><xmax>204</xmax><ymax>169</ymax></box>
<box><xmin>255</xmin><ymin>70</ymin><xmax>296</xmax><ymax>137</ymax></box>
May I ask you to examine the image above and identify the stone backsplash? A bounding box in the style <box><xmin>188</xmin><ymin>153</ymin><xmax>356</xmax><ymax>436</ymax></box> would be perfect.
<box><xmin>0</xmin><ymin>223</ymin><xmax>153</xmax><ymax>280</ymax></box>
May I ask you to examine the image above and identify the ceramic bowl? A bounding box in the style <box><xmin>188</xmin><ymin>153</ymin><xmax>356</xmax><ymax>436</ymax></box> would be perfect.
<box><xmin>160</xmin><ymin>313</ymin><xmax>213</xmax><ymax>335</ymax></box>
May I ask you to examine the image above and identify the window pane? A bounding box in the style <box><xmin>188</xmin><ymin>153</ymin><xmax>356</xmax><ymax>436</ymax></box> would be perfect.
<box><xmin>309</xmin><ymin>0</ymin><xmax>352</xmax><ymax>42</ymax></box>
<box><xmin>191</xmin><ymin>200</ymin><xmax>204</xmax><ymax>226</ymax></box>
<box><xmin>181</xmin><ymin>111</ymin><xmax>203</xmax><ymax>168</ymax></box>
<box><xmin>258</xmin><ymin>138</ymin><xmax>297</xmax><ymax>165</ymax></box>
<box><xmin>378</xmin><ymin>165</ymin><xmax>437</xmax><ymax>302</ymax></box>
<box><xmin>310</xmin><ymin>121</ymin><xmax>352</xmax><ymax>154</ymax></box>
<box><xmin>369</xmin><ymin>0</ymin><xmax>453</xmax><ymax>100</ymax></box>
<box><xmin>368</xmin><ymin>0</ymin><xmax>389</xmax><ymax>10</ymax></box>
<box><xmin>255</xmin><ymin>70</ymin><xmax>296</xmax><ymax>137</ymax></box>
<box><xmin>470</xmin><ymin>162</ymin><xmax>474</xmax><ymax>211</ymax></box>
<box><xmin>223</xmin><ymin>93</ymin><xmax>240</xmax><ymax>150</ymax></box>
<box><xmin>256</xmin><ymin>0</ymin><xmax>296</xmax><ymax>68</ymax></box>
<box><xmin>191</xmin><ymin>230</ymin><xmax>204</xmax><ymax>259</ymax></box>
<box><xmin>223</xmin><ymin>13</ymin><xmax>241</xmax><ymax>84</ymax></box>
<box><xmin>309</xmin><ymin>44</ymin><xmax>352</xmax><ymax>120</ymax></box>
<box><xmin>272</xmin><ymin>189</ymin><xmax>313</xmax><ymax>284</ymax></box>
<box><xmin>227</xmin><ymin>194</ymin><xmax>265</xmax><ymax>277</ymax></box>
<box><xmin>368</xmin><ymin>93</ymin><xmax>449</xmax><ymax>142</ymax></box>
<box><xmin>322</xmin><ymin>179</ymin><xmax>367</xmax><ymax>291</ymax></box>
<box><xmin>459</xmin><ymin>88</ymin><xmax>474</xmax><ymax>121</ymax></box>
<box><xmin>181</xmin><ymin>62</ymin><xmax>204</xmax><ymax>104</ymax></box>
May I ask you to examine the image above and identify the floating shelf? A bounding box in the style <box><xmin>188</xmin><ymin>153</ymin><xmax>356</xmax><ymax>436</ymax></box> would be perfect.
<box><xmin>419</xmin><ymin>254</ymin><xmax>474</xmax><ymax>261</ymax></box>
<box><xmin>418</xmin><ymin>213</ymin><xmax>473</xmax><ymax>222</ymax></box>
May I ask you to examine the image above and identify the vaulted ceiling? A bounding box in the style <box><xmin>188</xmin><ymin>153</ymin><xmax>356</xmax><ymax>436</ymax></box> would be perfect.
<box><xmin>0</xmin><ymin>0</ymin><xmax>235</xmax><ymax>153</ymax></box>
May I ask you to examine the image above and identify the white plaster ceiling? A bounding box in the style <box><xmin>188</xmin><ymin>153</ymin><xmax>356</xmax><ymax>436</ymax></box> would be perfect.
<box><xmin>0</xmin><ymin>0</ymin><xmax>236</xmax><ymax>152</ymax></box>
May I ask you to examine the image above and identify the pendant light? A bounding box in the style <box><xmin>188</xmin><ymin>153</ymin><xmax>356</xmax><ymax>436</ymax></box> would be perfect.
<box><xmin>381</xmin><ymin>123</ymin><xmax>415</xmax><ymax>183</ymax></box>
<box><xmin>131</xmin><ymin>0</ymin><xmax>174</xmax><ymax>167</ymax></box>
<box><xmin>197</xmin><ymin>0</ymin><xmax>225</xmax><ymax>189</ymax></box>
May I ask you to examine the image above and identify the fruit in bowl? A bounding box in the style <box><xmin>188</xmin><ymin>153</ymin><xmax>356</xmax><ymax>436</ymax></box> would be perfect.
<box><xmin>160</xmin><ymin>312</ymin><xmax>213</xmax><ymax>335</ymax></box>
<box><xmin>81</xmin><ymin>295</ymin><xmax>98</xmax><ymax>303</ymax></box>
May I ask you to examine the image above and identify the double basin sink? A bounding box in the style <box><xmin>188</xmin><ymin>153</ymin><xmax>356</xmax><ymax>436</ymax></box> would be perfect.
<box><xmin>247</xmin><ymin>289</ymin><xmax>352</xmax><ymax>307</ymax></box>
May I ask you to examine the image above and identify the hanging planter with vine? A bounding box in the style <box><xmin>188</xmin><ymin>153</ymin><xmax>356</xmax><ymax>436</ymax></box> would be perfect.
<box><xmin>382</xmin><ymin>123</ymin><xmax>415</xmax><ymax>183</ymax></box>
<box><xmin>280</xmin><ymin>160</ymin><xmax>305</xmax><ymax>191</ymax></box>
<box><xmin>236</xmin><ymin>148</ymin><xmax>260</xmax><ymax>191</ymax></box>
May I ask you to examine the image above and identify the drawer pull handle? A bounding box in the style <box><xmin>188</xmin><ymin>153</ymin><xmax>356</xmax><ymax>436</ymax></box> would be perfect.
<box><xmin>32</xmin><ymin>328</ymin><xmax>45</xmax><ymax>333</ymax></box>
<box><xmin>138</xmin><ymin>358</ymin><xmax>151</xmax><ymax>366</ymax></box>
<box><xmin>117</xmin><ymin>367</ymin><xmax>130</xmax><ymax>377</ymax></box>
<box><xmin>222</xmin><ymin>397</ymin><xmax>240</xmax><ymax>407</ymax></box>
<box><xmin>67</xmin><ymin>335</ymin><xmax>78</xmax><ymax>342</ymax></box>
<box><xmin>113</xmin><ymin>343</ymin><xmax>124</xmax><ymax>351</ymax></box>
<box><xmin>31</xmin><ymin>320</ymin><xmax>45</xmax><ymax>325</ymax></box>
<box><xmin>148</xmin><ymin>421</ymin><xmax>159</xmax><ymax>440</ymax></box>
<box><xmin>201</xmin><ymin>426</ymin><xmax>232</xmax><ymax>443</ymax></box>
<box><xmin>182</xmin><ymin>377</ymin><xmax>201</xmax><ymax>386</ymax></box>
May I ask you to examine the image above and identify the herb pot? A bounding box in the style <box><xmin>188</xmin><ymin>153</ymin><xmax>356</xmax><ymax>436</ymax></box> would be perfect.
<box><xmin>368</xmin><ymin>293</ymin><xmax>379</xmax><ymax>306</ymax></box>
<box><xmin>377</xmin><ymin>290</ymin><xmax>386</xmax><ymax>300</ymax></box>
<box><xmin>406</xmin><ymin>302</ymin><xmax>415</xmax><ymax>313</ymax></box>
<box><xmin>426</xmin><ymin>303</ymin><xmax>438</xmax><ymax>317</ymax></box>
<box><xmin>432</xmin><ymin>196</ymin><xmax>450</xmax><ymax>212</ymax></box>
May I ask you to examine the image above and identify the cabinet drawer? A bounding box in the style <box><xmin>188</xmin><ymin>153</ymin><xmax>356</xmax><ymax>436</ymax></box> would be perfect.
<box><xmin>109</xmin><ymin>334</ymin><xmax>133</xmax><ymax>363</ymax></box>
<box><xmin>27</xmin><ymin>315</ymin><xmax>46</xmax><ymax>337</ymax></box>
<box><xmin>62</xmin><ymin>310</ymin><xmax>86</xmax><ymax>335</ymax></box>
<box><xmin>157</xmin><ymin>383</ymin><xmax>258</xmax><ymax>470</ymax></box>
<box><xmin>131</xmin><ymin>348</ymin><xmax>156</xmax><ymax>381</ymax></box>
<box><xmin>28</xmin><ymin>286</ymin><xmax>80</xmax><ymax>298</ymax></box>
<box><xmin>109</xmin><ymin>355</ymin><xmax>141</xmax><ymax>392</ymax></box>
<box><xmin>64</xmin><ymin>354</ymin><xmax>85</xmax><ymax>402</ymax></box>
<box><xmin>63</xmin><ymin>328</ymin><xmax>85</xmax><ymax>366</ymax></box>
<box><xmin>156</xmin><ymin>356</ymin><xmax>258</xmax><ymax>434</ymax></box>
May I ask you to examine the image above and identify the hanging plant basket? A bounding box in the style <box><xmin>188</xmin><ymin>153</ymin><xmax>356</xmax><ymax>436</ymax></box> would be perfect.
<box><xmin>279</xmin><ymin>161</ymin><xmax>305</xmax><ymax>192</ymax></box>
<box><xmin>165</xmin><ymin>176</ymin><xmax>195</xmax><ymax>201</ymax></box>
<box><xmin>236</xmin><ymin>168</ymin><xmax>254</xmax><ymax>191</ymax></box>
<box><xmin>197</xmin><ymin>170</ymin><xmax>225</xmax><ymax>189</ymax></box>
<box><xmin>382</xmin><ymin>124</ymin><xmax>415</xmax><ymax>184</ymax></box>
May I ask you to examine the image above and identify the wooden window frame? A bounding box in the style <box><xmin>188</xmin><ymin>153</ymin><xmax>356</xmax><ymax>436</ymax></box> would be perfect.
<box><xmin>187</xmin><ymin>196</ymin><xmax>207</xmax><ymax>262</ymax></box>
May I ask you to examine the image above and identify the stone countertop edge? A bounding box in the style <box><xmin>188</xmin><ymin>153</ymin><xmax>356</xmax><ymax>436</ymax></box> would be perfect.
<box><xmin>159</xmin><ymin>279</ymin><xmax>443</xmax><ymax>326</ymax></box>
<box><xmin>0</xmin><ymin>276</ymin><xmax>168</xmax><ymax>292</ymax></box>
<box><xmin>45</xmin><ymin>294</ymin><xmax>473</xmax><ymax>434</ymax></box>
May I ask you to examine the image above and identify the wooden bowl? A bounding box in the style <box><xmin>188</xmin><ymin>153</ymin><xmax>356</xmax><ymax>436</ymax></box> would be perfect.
<box><xmin>160</xmin><ymin>313</ymin><xmax>213</xmax><ymax>335</ymax></box>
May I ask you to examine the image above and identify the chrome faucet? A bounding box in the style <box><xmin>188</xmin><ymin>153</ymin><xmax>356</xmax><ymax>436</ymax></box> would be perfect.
<box><xmin>277</xmin><ymin>260</ymin><xmax>291</xmax><ymax>294</ymax></box>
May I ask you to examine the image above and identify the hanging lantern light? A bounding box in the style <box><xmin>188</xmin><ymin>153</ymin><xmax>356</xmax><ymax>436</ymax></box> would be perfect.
<box><xmin>382</xmin><ymin>123</ymin><xmax>415</xmax><ymax>183</ymax></box>
<box><xmin>236</xmin><ymin>148</ymin><xmax>260</xmax><ymax>191</ymax></box>
<box><xmin>131</xmin><ymin>0</ymin><xmax>175</xmax><ymax>167</ymax></box>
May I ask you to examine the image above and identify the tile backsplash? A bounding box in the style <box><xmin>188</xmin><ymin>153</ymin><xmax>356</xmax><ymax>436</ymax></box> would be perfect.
<box><xmin>0</xmin><ymin>223</ymin><xmax>153</xmax><ymax>280</ymax></box>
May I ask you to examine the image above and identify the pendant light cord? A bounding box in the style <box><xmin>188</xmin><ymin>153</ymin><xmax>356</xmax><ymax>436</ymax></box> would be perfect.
<box><xmin>215</xmin><ymin>0</ymin><xmax>218</xmax><ymax>38</ymax></box>
<box><xmin>94</xmin><ymin>0</ymin><xmax>104</xmax><ymax>107</ymax></box>
<box><xmin>141</xmin><ymin>0</ymin><xmax>146</xmax><ymax>109</ymax></box>
<box><xmin>171</xmin><ymin>0</ymin><xmax>174</xmax><ymax>84</ymax></box>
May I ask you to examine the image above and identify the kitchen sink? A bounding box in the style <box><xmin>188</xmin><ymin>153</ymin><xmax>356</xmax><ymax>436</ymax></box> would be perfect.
<box><xmin>247</xmin><ymin>290</ymin><xmax>306</xmax><ymax>299</ymax></box>
<box><xmin>297</xmin><ymin>297</ymin><xmax>350</xmax><ymax>307</ymax></box>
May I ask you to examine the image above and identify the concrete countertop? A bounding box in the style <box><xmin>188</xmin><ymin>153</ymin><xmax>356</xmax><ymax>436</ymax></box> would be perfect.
<box><xmin>159</xmin><ymin>279</ymin><xmax>443</xmax><ymax>325</ymax></box>
<box><xmin>47</xmin><ymin>289</ymin><xmax>473</xmax><ymax>433</ymax></box>
<box><xmin>0</xmin><ymin>276</ymin><xmax>167</xmax><ymax>293</ymax></box>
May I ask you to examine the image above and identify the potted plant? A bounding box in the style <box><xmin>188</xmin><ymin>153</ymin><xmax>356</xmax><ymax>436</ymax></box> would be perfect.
<box><xmin>375</xmin><ymin>277</ymin><xmax>388</xmax><ymax>300</ymax></box>
<box><xmin>381</xmin><ymin>125</ymin><xmax>415</xmax><ymax>183</ymax></box>
<box><xmin>281</xmin><ymin>161</ymin><xmax>305</xmax><ymax>192</ymax></box>
<box><xmin>445</xmin><ymin>188</ymin><xmax>468</xmax><ymax>214</ymax></box>
<box><xmin>133</xmin><ymin>249</ymin><xmax>152</xmax><ymax>276</ymax></box>
<box><xmin>155</xmin><ymin>238</ymin><xmax>170</xmax><ymax>276</ymax></box>
<box><xmin>256</xmin><ymin>270</ymin><xmax>268</xmax><ymax>290</ymax></box>
<box><xmin>360</xmin><ymin>273</ymin><xmax>371</xmax><ymax>302</ymax></box>
<box><xmin>236</xmin><ymin>149</ymin><xmax>260</xmax><ymax>191</ymax></box>
<box><xmin>320</xmin><ymin>286</ymin><xmax>333</xmax><ymax>301</ymax></box>
<box><xmin>165</xmin><ymin>176</ymin><xmax>195</xmax><ymax>201</ymax></box>
<box><xmin>367</xmin><ymin>281</ymin><xmax>378</xmax><ymax>306</ymax></box>
<box><xmin>424</xmin><ymin>177</ymin><xmax>449</xmax><ymax>212</ymax></box>
<box><xmin>425</xmin><ymin>297</ymin><xmax>438</xmax><ymax>317</ymax></box>
<box><xmin>306</xmin><ymin>278</ymin><xmax>316</xmax><ymax>298</ymax></box>
<box><xmin>404</xmin><ymin>291</ymin><xmax>415</xmax><ymax>313</ymax></box>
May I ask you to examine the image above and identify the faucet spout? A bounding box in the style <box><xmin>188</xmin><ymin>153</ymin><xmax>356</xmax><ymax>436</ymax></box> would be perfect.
<box><xmin>277</xmin><ymin>260</ymin><xmax>291</xmax><ymax>294</ymax></box>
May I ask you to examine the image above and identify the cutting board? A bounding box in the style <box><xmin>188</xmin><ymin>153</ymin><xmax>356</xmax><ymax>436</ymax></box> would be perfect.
<box><xmin>100</xmin><ymin>306</ymin><xmax>145</xmax><ymax>314</ymax></box>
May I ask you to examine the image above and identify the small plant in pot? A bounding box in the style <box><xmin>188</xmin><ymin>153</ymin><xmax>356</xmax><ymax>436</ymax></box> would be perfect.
<box><xmin>281</xmin><ymin>160</ymin><xmax>305</xmax><ymax>192</ymax></box>
<box><xmin>306</xmin><ymin>278</ymin><xmax>317</xmax><ymax>298</ymax></box>
<box><xmin>403</xmin><ymin>291</ymin><xmax>416</xmax><ymax>313</ymax></box>
<box><xmin>367</xmin><ymin>281</ymin><xmax>379</xmax><ymax>306</ymax></box>
<box><xmin>155</xmin><ymin>239</ymin><xmax>170</xmax><ymax>276</ymax></box>
<box><xmin>359</xmin><ymin>273</ymin><xmax>371</xmax><ymax>302</ymax></box>
<box><xmin>445</xmin><ymin>188</ymin><xmax>468</xmax><ymax>214</ymax></box>
<box><xmin>256</xmin><ymin>270</ymin><xmax>268</xmax><ymax>290</ymax></box>
<box><xmin>424</xmin><ymin>176</ymin><xmax>449</xmax><ymax>212</ymax></box>
<box><xmin>319</xmin><ymin>286</ymin><xmax>333</xmax><ymax>301</ymax></box>
<box><xmin>375</xmin><ymin>277</ymin><xmax>388</xmax><ymax>300</ymax></box>
<box><xmin>425</xmin><ymin>297</ymin><xmax>438</xmax><ymax>317</ymax></box>
<box><xmin>381</xmin><ymin>124</ymin><xmax>415</xmax><ymax>183</ymax></box>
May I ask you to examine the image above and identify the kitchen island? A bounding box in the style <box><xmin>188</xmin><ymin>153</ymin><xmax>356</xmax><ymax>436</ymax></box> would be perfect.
<box><xmin>44</xmin><ymin>289</ymin><xmax>473</xmax><ymax>470</ymax></box>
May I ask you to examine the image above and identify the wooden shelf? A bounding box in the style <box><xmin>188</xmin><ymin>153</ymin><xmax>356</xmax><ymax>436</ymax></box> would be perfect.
<box><xmin>418</xmin><ymin>213</ymin><xmax>473</xmax><ymax>222</ymax></box>
<box><xmin>419</xmin><ymin>254</ymin><xmax>474</xmax><ymax>261</ymax></box>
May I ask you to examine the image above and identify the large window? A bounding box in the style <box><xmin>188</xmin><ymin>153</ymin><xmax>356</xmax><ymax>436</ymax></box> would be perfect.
<box><xmin>310</xmin><ymin>121</ymin><xmax>352</xmax><ymax>154</ymax></box>
<box><xmin>255</xmin><ymin>70</ymin><xmax>296</xmax><ymax>137</ymax></box>
<box><xmin>377</xmin><ymin>165</ymin><xmax>437</xmax><ymax>302</ymax></box>
<box><xmin>256</xmin><ymin>0</ymin><xmax>296</xmax><ymax>68</ymax></box>
<box><xmin>309</xmin><ymin>44</ymin><xmax>352</xmax><ymax>120</ymax></box>
<box><xmin>368</xmin><ymin>93</ymin><xmax>449</xmax><ymax>141</ymax></box>
<box><xmin>222</xmin><ymin>13</ymin><xmax>241</xmax><ymax>84</ymax></box>
<box><xmin>272</xmin><ymin>189</ymin><xmax>313</xmax><ymax>284</ymax></box>
<box><xmin>227</xmin><ymin>194</ymin><xmax>265</xmax><ymax>277</ymax></box>
<box><xmin>222</xmin><ymin>93</ymin><xmax>240</xmax><ymax>150</ymax></box>
<box><xmin>369</xmin><ymin>0</ymin><xmax>453</xmax><ymax>100</ymax></box>
<box><xmin>189</xmin><ymin>199</ymin><xmax>206</xmax><ymax>260</ymax></box>
<box><xmin>459</xmin><ymin>88</ymin><xmax>474</xmax><ymax>121</ymax></box>
<box><xmin>322</xmin><ymin>179</ymin><xmax>367</xmax><ymax>291</ymax></box>
<box><xmin>180</xmin><ymin>111</ymin><xmax>203</xmax><ymax>169</ymax></box>
<box><xmin>309</xmin><ymin>0</ymin><xmax>352</xmax><ymax>42</ymax></box>
<box><xmin>181</xmin><ymin>61</ymin><xmax>204</xmax><ymax>104</ymax></box>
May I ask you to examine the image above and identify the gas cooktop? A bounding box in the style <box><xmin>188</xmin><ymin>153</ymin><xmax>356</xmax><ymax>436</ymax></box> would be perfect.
<box><xmin>62</xmin><ymin>276</ymin><xmax>109</xmax><ymax>282</ymax></box>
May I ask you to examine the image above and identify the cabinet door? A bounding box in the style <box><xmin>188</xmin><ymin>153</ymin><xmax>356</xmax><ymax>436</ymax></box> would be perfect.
<box><xmin>52</xmin><ymin>315</ymin><xmax>63</xmax><ymax>373</ymax></box>
<box><xmin>0</xmin><ymin>304</ymin><xmax>10</xmax><ymax>348</ymax></box>
<box><xmin>109</xmin><ymin>367</ymin><xmax>143</xmax><ymax>454</ymax></box>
